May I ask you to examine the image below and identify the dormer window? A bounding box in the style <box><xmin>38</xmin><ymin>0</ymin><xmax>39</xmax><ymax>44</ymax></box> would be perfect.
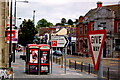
<box><xmin>98</xmin><ymin>22</ymin><xmax>106</xmax><ymax>30</ymax></box>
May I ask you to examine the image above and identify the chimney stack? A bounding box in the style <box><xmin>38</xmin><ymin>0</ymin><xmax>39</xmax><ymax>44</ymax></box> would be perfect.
<box><xmin>97</xmin><ymin>1</ymin><xmax>102</xmax><ymax>8</ymax></box>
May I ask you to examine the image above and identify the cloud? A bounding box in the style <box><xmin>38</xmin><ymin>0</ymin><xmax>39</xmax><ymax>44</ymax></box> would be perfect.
<box><xmin>16</xmin><ymin>0</ymin><xmax>119</xmax><ymax>26</ymax></box>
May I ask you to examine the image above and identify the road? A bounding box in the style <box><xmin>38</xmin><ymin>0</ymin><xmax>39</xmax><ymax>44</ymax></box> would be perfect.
<box><xmin>11</xmin><ymin>52</ymin><xmax>97</xmax><ymax>79</ymax></box>
<box><xmin>66</xmin><ymin>55</ymin><xmax>120</xmax><ymax>79</ymax></box>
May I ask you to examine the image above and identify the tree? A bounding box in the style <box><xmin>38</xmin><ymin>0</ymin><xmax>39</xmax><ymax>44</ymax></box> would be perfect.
<box><xmin>55</xmin><ymin>18</ymin><xmax>66</xmax><ymax>26</ymax></box>
<box><xmin>18</xmin><ymin>19</ymin><xmax>38</xmax><ymax>46</ymax></box>
<box><xmin>55</xmin><ymin>23</ymin><xmax>64</xmax><ymax>26</ymax></box>
<box><xmin>61</xmin><ymin>18</ymin><xmax>66</xmax><ymax>24</ymax></box>
<box><xmin>74</xmin><ymin>19</ymin><xmax>79</xmax><ymax>24</ymax></box>
<box><xmin>36</xmin><ymin>18</ymin><xmax>53</xmax><ymax>28</ymax></box>
<box><xmin>67</xmin><ymin>19</ymin><xmax>74</xmax><ymax>25</ymax></box>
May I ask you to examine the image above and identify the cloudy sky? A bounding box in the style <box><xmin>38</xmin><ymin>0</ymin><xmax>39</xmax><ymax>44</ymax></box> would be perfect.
<box><xmin>15</xmin><ymin>0</ymin><xmax>119</xmax><ymax>26</ymax></box>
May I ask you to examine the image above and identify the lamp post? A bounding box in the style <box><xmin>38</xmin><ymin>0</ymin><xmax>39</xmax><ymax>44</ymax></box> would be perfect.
<box><xmin>9</xmin><ymin>0</ymin><xmax>13</xmax><ymax>67</ymax></box>
<box><xmin>12</xmin><ymin>0</ymin><xmax>29</xmax><ymax>63</ymax></box>
<box><xmin>14</xmin><ymin>0</ymin><xmax>29</xmax><ymax>26</ymax></box>
<box><xmin>33</xmin><ymin>10</ymin><xmax>35</xmax><ymax>26</ymax></box>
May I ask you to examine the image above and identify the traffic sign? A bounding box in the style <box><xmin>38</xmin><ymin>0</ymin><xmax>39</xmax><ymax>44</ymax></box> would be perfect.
<box><xmin>51</xmin><ymin>36</ymin><xmax>69</xmax><ymax>47</ymax></box>
<box><xmin>88</xmin><ymin>30</ymin><xmax>106</xmax><ymax>70</ymax></box>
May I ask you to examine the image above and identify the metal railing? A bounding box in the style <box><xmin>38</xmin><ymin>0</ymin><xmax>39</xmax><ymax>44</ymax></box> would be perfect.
<box><xmin>53</xmin><ymin>57</ymin><xmax>119</xmax><ymax>80</ymax></box>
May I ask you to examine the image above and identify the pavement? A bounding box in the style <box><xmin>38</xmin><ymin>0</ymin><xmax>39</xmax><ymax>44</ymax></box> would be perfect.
<box><xmin>11</xmin><ymin>52</ymin><xmax>97</xmax><ymax>79</ymax></box>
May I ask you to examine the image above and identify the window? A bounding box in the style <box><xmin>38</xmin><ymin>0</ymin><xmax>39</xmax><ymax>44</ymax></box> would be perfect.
<box><xmin>84</xmin><ymin>39</ymin><xmax>88</xmax><ymax>52</ymax></box>
<box><xmin>99</xmin><ymin>22</ymin><xmax>106</xmax><ymax>30</ymax></box>
<box><xmin>84</xmin><ymin>25</ymin><xmax>88</xmax><ymax>34</ymax></box>
<box><xmin>118</xmin><ymin>23</ymin><xmax>120</xmax><ymax>32</ymax></box>
<box><xmin>115</xmin><ymin>39</ymin><xmax>120</xmax><ymax>51</ymax></box>
<box><xmin>102</xmin><ymin>22</ymin><xmax>106</xmax><ymax>29</ymax></box>
<box><xmin>92</xmin><ymin>23</ymin><xmax>94</xmax><ymax>30</ymax></box>
<box><xmin>80</xmin><ymin>26</ymin><xmax>82</xmax><ymax>35</ymax></box>
<box><xmin>83</xmin><ymin>39</ymin><xmax>88</xmax><ymax>48</ymax></box>
<box><xmin>80</xmin><ymin>40</ymin><xmax>82</xmax><ymax>50</ymax></box>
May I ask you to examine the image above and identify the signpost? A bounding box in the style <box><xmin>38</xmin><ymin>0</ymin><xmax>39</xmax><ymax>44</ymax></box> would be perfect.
<box><xmin>88</xmin><ymin>30</ymin><xmax>106</xmax><ymax>78</ymax></box>
<box><xmin>51</xmin><ymin>35</ymin><xmax>69</xmax><ymax>74</ymax></box>
<box><xmin>51</xmin><ymin>36</ymin><xmax>69</xmax><ymax>48</ymax></box>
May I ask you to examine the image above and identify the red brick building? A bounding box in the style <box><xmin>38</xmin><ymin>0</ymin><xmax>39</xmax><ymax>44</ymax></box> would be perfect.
<box><xmin>76</xmin><ymin>2</ymin><xmax>120</xmax><ymax>57</ymax></box>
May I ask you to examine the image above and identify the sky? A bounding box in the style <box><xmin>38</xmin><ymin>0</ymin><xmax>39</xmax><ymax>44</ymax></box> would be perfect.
<box><xmin>15</xmin><ymin>0</ymin><xmax>120</xmax><ymax>26</ymax></box>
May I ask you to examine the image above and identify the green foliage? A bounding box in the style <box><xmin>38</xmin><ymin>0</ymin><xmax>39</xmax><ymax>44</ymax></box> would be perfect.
<box><xmin>55</xmin><ymin>23</ymin><xmax>64</xmax><ymax>26</ymax></box>
<box><xmin>55</xmin><ymin>18</ymin><xmax>66</xmax><ymax>26</ymax></box>
<box><xmin>18</xmin><ymin>19</ymin><xmax>38</xmax><ymax>46</ymax></box>
<box><xmin>74</xmin><ymin>19</ymin><xmax>79</xmax><ymax>24</ymax></box>
<box><xmin>61</xmin><ymin>18</ymin><xmax>66</xmax><ymax>24</ymax></box>
<box><xmin>67</xmin><ymin>19</ymin><xmax>73</xmax><ymax>25</ymax></box>
<box><xmin>36</xmin><ymin>18</ymin><xmax>53</xmax><ymax>28</ymax></box>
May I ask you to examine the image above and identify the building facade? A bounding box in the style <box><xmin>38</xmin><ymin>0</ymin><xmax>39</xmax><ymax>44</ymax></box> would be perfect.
<box><xmin>0</xmin><ymin>0</ymin><xmax>9</xmax><ymax>67</ymax></box>
<box><xmin>76</xmin><ymin>2</ymin><xmax>120</xmax><ymax>58</ymax></box>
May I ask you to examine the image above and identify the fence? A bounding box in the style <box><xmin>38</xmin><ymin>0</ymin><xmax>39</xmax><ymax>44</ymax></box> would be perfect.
<box><xmin>53</xmin><ymin>56</ymin><xmax>119</xmax><ymax>80</ymax></box>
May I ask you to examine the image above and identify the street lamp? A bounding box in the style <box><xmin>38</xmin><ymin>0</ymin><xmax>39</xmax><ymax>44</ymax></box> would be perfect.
<box><xmin>14</xmin><ymin>0</ymin><xmax>29</xmax><ymax>26</ymax></box>
<box><xmin>12</xmin><ymin>0</ymin><xmax>29</xmax><ymax>63</ymax></box>
<box><xmin>33</xmin><ymin>10</ymin><xmax>35</xmax><ymax>26</ymax></box>
<box><xmin>9</xmin><ymin>0</ymin><xmax>13</xmax><ymax>67</ymax></box>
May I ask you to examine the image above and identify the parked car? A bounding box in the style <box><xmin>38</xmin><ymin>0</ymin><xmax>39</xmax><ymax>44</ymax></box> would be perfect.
<box><xmin>53</xmin><ymin>50</ymin><xmax>62</xmax><ymax>56</ymax></box>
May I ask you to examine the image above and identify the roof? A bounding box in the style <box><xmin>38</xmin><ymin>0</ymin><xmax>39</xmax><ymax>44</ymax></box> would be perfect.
<box><xmin>52</xmin><ymin>28</ymin><xmax>67</xmax><ymax>35</ymax></box>
<box><xmin>38</xmin><ymin>28</ymin><xmax>56</xmax><ymax>36</ymax></box>
<box><xmin>85</xmin><ymin>4</ymin><xmax>120</xmax><ymax>19</ymax></box>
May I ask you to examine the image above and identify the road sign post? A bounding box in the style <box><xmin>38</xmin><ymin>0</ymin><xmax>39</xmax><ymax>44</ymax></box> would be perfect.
<box><xmin>98</xmin><ymin>49</ymin><xmax>103</xmax><ymax>78</ymax></box>
<box><xmin>88</xmin><ymin>30</ymin><xmax>106</xmax><ymax>78</ymax></box>
<box><xmin>51</xmin><ymin>35</ymin><xmax>69</xmax><ymax>74</ymax></box>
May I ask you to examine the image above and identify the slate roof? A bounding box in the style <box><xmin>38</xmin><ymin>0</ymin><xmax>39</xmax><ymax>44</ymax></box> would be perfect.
<box><xmin>85</xmin><ymin>4</ymin><xmax>120</xmax><ymax>19</ymax></box>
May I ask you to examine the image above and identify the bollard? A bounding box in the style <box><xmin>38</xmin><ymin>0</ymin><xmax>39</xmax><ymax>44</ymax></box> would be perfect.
<box><xmin>61</xmin><ymin>57</ymin><xmax>63</xmax><ymax>68</ymax></box>
<box><xmin>75</xmin><ymin>60</ymin><xmax>76</xmax><ymax>70</ymax></box>
<box><xmin>88</xmin><ymin>63</ymin><xmax>90</xmax><ymax>74</ymax></box>
<box><xmin>81</xmin><ymin>62</ymin><xmax>83</xmax><ymax>72</ymax></box>
<box><xmin>107</xmin><ymin>67</ymin><xmax>109</xmax><ymax>80</ymax></box>
<box><xmin>69</xmin><ymin>60</ymin><xmax>71</xmax><ymax>68</ymax></box>
<box><xmin>56</xmin><ymin>57</ymin><xmax>57</xmax><ymax>64</ymax></box>
<box><xmin>59</xmin><ymin>58</ymin><xmax>60</xmax><ymax>65</ymax></box>
<box><xmin>53</xmin><ymin>57</ymin><xmax>54</xmax><ymax>62</ymax></box>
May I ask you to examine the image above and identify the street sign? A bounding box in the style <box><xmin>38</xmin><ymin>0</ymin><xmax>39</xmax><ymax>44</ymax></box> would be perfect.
<box><xmin>5</xmin><ymin>30</ymin><xmax>18</xmax><ymax>43</ymax></box>
<box><xmin>51</xmin><ymin>36</ymin><xmax>69</xmax><ymax>47</ymax></box>
<box><xmin>88</xmin><ymin>30</ymin><xmax>106</xmax><ymax>70</ymax></box>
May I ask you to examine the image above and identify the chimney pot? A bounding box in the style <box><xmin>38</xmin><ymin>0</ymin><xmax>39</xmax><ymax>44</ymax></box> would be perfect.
<box><xmin>97</xmin><ymin>1</ymin><xmax>102</xmax><ymax>8</ymax></box>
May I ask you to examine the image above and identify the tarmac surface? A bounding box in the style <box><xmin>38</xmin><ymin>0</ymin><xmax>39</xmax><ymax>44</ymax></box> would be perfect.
<box><xmin>11</xmin><ymin>52</ymin><xmax>97</xmax><ymax>79</ymax></box>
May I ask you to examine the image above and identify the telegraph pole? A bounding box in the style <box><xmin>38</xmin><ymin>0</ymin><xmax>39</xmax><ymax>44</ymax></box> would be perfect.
<box><xmin>33</xmin><ymin>10</ymin><xmax>35</xmax><ymax>27</ymax></box>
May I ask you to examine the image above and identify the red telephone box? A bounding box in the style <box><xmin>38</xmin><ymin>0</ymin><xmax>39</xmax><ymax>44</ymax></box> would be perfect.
<box><xmin>25</xmin><ymin>44</ymin><xmax>50</xmax><ymax>75</ymax></box>
<box><xmin>37</xmin><ymin>44</ymin><xmax>50</xmax><ymax>74</ymax></box>
<box><xmin>26</xmin><ymin>44</ymin><xmax>39</xmax><ymax>74</ymax></box>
